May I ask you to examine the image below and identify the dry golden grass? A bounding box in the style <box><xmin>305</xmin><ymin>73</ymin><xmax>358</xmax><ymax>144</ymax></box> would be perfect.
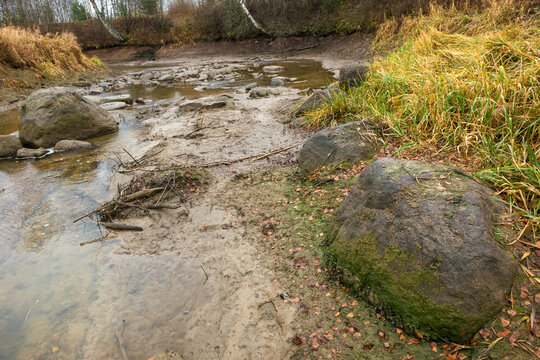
<box><xmin>0</xmin><ymin>26</ymin><xmax>103</xmax><ymax>79</ymax></box>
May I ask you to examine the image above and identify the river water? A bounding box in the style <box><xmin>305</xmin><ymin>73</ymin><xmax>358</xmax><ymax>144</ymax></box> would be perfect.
<box><xmin>0</xmin><ymin>59</ymin><xmax>333</xmax><ymax>359</ymax></box>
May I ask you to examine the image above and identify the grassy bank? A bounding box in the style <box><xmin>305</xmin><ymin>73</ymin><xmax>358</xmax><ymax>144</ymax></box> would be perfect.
<box><xmin>306</xmin><ymin>0</ymin><xmax>539</xmax><ymax>246</ymax></box>
<box><xmin>0</xmin><ymin>26</ymin><xmax>104</xmax><ymax>97</ymax></box>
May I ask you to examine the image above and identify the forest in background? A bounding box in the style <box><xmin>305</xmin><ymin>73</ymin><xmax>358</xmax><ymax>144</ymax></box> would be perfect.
<box><xmin>0</xmin><ymin>0</ymin><xmax>488</xmax><ymax>49</ymax></box>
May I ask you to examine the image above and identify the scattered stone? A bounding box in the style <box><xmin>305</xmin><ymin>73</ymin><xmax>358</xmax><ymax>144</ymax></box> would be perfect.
<box><xmin>339</xmin><ymin>64</ymin><xmax>369</xmax><ymax>87</ymax></box>
<box><xmin>178</xmin><ymin>100</ymin><xmax>227</xmax><ymax>111</ymax></box>
<box><xmin>99</xmin><ymin>94</ymin><xmax>133</xmax><ymax>104</ymax></box>
<box><xmin>88</xmin><ymin>86</ymin><xmax>104</xmax><ymax>95</ymax></box>
<box><xmin>330</xmin><ymin>157</ymin><xmax>517</xmax><ymax>342</ymax></box>
<box><xmin>293</xmin><ymin>89</ymin><xmax>336</xmax><ymax>115</ymax></box>
<box><xmin>54</xmin><ymin>139</ymin><xmax>93</xmax><ymax>152</ymax></box>
<box><xmin>73</xmin><ymin>81</ymin><xmax>91</xmax><ymax>88</ymax></box>
<box><xmin>16</xmin><ymin>147</ymin><xmax>49</xmax><ymax>158</ymax></box>
<box><xmin>297</xmin><ymin>120</ymin><xmax>382</xmax><ymax>173</ymax></box>
<box><xmin>19</xmin><ymin>87</ymin><xmax>118</xmax><ymax>148</ymax></box>
<box><xmin>271</xmin><ymin>77</ymin><xmax>286</xmax><ymax>86</ymax></box>
<box><xmin>135</xmin><ymin>98</ymin><xmax>146</xmax><ymax>105</ymax></box>
<box><xmin>158</xmin><ymin>74</ymin><xmax>174</xmax><ymax>82</ymax></box>
<box><xmin>249</xmin><ymin>87</ymin><xmax>280</xmax><ymax>98</ymax></box>
<box><xmin>0</xmin><ymin>134</ymin><xmax>22</xmax><ymax>158</ymax></box>
<box><xmin>262</xmin><ymin>65</ymin><xmax>284</xmax><ymax>73</ymax></box>
<box><xmin>245</xmin><ymin>82</ymin><xmax>258</xmax><ymax>92</ymax></box>
<box><xmin>101</xmin><ymin>102</ymin><xmax>128</xmax><ymax>111</ymax></box>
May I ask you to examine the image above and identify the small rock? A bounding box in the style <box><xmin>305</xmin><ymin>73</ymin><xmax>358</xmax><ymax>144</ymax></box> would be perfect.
<box><xmin>54</xmin><ymin>139</ymin><xmax>93</xmax><ymax>152</ymax></box>
<box><xmin>99</xmin><ymin>94</ymin><xmax>133</xmax><ymax>104</ymax></box>
<box><xmin>178</xmin><ymin>101</ymin><xmax>227</xmax><ymax>111</ymax></box>
<box><xmin>17</xmin><ymin>147</ymin><xmax>49</xmax><ymax>158</ymax></box>
<box><xmin>262</xmin><ymin>65</ymin><xmax>284</xmax><ymax>73</ymax></box>
<box><xmin>339</xmin><ymin>64</ymin><xmax>369</xmax><ymax>87</ymax></box>
<box><xmin>249</xmin><ymin>87</ymin><xmax>280</xmax><ymax>98</ymax></box>
<box><xmin>297</xmin><ymin>120</ymin><xmax>382</xmax><ymax>172</ymax></box>
<box><xmin>88</xmin><ymin>86</ymin><xmax>104</xmax><ymax>95</ymax></box>
<box><xmin>73</xmin><ymin>81</ymin><xmax>91</xmax><ymax>88</ymax></box>
<box><xmin>158</xmin><ymin>74</ymin><xmax>174</xmax><ymax>82</ymax></box>
<box><xmin>245</xmin><ymin>82</ymin><xmax>258</xmax><ymax>92</ymax></box>
<box><xmin>0</xmin><ymin>134</ymin><xmax>22</xmax><ymax>158</ymax></box>
<box><xmin>135</xmin><ymin>98</ymin><xmax>146</xmax><ymax>104</ymax></box>
<box><xmin>101</xmin><ymin>102</ymin><xmax>127</xmax><ymax>111</ymax></box>
<box><xmin>293</xmin><ymin>89</ymin><xmax>337</xmax><ymax>115</ymax></box>
<box><xmin>271</xmin><ymin>78</ymin><xmax>286</xmax><ymax>86</ymax></box>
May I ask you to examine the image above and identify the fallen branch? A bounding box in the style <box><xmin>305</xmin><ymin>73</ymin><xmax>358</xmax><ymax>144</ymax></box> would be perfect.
<box><xmin>99</xmin><ymin>222</ymin><xmax>144</xmax><ymax>231</ymax></box>
<box><xmin>118</xmin><ymin>143</ymin><xmax>300</xmax><ymax>174</ymax></box>
<box><xmin>115</xmin><ymin>320</ymin><xmax>129</xmax><ymax>360</ymax></box>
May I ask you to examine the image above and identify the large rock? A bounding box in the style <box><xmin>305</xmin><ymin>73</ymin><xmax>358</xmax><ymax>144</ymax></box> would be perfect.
<box><xmin>329</xmin><ymin>157</ymin><xmax>517</xmax><ymax>342</ymax></box>
<box><xmin>19</xmin><ymin>87</ymin><xmax>118</xmax><ymax>148</ymax></box>
<box><xmin>339</xmin><ymin>65</ymin><xmax>369</xmax><ymax>87</ymax></box>
<box><xmin>297</xmin><ymin>121</ymin><xmax>382</xmax><ymax>173</ymax></box>
<box><xmin>293</xmin><ymin>89</ymin><xmax>336</xmax><ymax>116</ymax></box>
<box><xmin>0</xmin><ymin>134</ymin><xmax>22</xmax><ymax>158</ymax></box>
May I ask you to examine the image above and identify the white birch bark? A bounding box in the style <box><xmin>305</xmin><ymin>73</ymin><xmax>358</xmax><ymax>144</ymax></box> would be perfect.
<box><xmin>238</xmin><ymin>0</ymin><xmax>267</xmax><ymax>35</ymax></box>
<box><xmin>88</xmin><ymin>0</ymin><xmax>126</xmax><ymax>42</ymax></box>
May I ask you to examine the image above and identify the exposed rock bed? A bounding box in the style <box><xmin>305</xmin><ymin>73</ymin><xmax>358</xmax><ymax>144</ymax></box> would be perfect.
<box><xmin>330</xmin><ymin>157</ymin><xmax>517</xmax><ymax>342</ymax></box>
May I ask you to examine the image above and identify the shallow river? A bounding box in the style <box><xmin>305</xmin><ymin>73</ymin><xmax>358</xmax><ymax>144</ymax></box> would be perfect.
<box><xmin>0</xmin><ymin>59</ymin><xmax>333</xmax><ymax>359</ymax></box>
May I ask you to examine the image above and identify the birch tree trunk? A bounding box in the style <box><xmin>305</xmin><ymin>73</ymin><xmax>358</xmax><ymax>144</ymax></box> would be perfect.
<box><xmin>238</xmin><ymin>0</ymin><xmax>267</xmax><ymax>35</ymax></box>
<box><xmin>88</xmin><ymin>0</ymin><xmax>126</xmax><ymax>42</ymax></box>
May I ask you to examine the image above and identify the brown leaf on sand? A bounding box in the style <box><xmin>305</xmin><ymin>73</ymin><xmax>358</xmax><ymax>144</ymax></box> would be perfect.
<box><xmin>508</xmin><ymin>331</ymin><xmax>520</xmax><ymax>343</ymax></box>
<box><xmin>293</xmin><ymin>335</ymin><xmax>302</xmax><ymax>345</ymax></box>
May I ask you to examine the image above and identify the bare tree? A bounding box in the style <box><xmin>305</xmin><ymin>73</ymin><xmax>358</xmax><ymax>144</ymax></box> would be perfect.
<box><xmin>88</xmin><ymin>0</ymin><xmax>126</xmax><ymax>41</ymax></box>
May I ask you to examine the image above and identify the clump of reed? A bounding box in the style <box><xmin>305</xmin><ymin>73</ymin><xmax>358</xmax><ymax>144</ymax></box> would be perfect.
<box><xmin>0</xmin><ymin>26</ymin><xmax>103</xmax><ymax>78</ymax></box>
<box><xmin>306</xmin><ymin>0</ymin><xmax>539</xmax><ymax>239</ymax></box>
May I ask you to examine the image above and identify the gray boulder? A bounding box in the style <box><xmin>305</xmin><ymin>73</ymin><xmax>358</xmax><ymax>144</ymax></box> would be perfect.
<box><xmin>17</xmin><ymin>147</ymin><xmax>49</xmax><ymax>158</ymax></box>
<box><xmin>0</xmin><ymin>135</ymin><xmax>22</xmax><ymax>158</ymax></box>
<box><xmin>271</xmin><ymin>77</ymin><xmax>287</xmax><ymax>87</ymax></box>
<box><xmin>298</xmin><ymin>121</ymin><xmax>381</xmax><ymax>173</ymax></box>
<box><xmin>19</xmin><ymin>87</ymin><xmax>118</xmax><ymax>148</ymax></box>
<box><xmin>293</xmin><ymin>89</ymin><xmax>336</xmax><ymax>116</ymax></box>
<box><xmin>339</xmin><ymin>64</ymin><xmax>369</xmax><ymax>87</ymax></box>
<box><xmin>329</xmin><ymin>157</ymin><xmax>517</xmax><ymax>342</ymax></box>
<box><xmin>54</xmin><ymin>139</ymin><xmax>93</xmax><ymax>152</ymax></box>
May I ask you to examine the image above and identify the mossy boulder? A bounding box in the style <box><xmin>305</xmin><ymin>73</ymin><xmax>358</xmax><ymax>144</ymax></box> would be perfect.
<box><xmin>19</xmin><ymin>87</ymin><xmax>118</xmax><ymax>148</ymax></box>
<box><xmin>297</xmin><ymin>120</ymin><xmax>382</xmax><ymax>173</ymax></box>
<box><xmin>329</xmin><ymin>157</ymin><xmax>516</xmax><ymax>343</ymax></box>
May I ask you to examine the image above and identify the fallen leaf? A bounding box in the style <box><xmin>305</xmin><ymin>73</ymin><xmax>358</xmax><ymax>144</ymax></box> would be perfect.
<box><xmin>507</xmin><ymin>309</ymin><xmax>517</xmax><ymax>316</ymax></box>
<box><xmin>334</xmin><ymin>312</ymin><xmax>340</xmax><ymax>317</ymax></box>
<box><xmin>363</xmin><ymin>343</ymin><xmax>373</xmax><ymax>351</ymax></box>
<box><xmin>509</xmin><ymin>331</ymin><xmax>520</xmax><ymax>343</ymax></box>
<box><xmin>353</xmin><ymin>332</ymin><xmax>362</xmax><ymax>339</ymax></box>
<box><xmin>293</xmin><ymin>335</ymin><xmax>302</xmax><ymax>345</ymax></box>
<box><xmin>416</xmin><ymin>331</ymin><xmax>424</xmax><ymax>339</ymax></box>
<box><xmin>497</xmin><ymin>329</ymin><xmax>510</xmax><ymax>337</ymax></box>
<box><xmin>199</xmin><ymin>225</ymin><xmax>207</xmax><ymax>231</ymax></box>
<box><xmin>346</xmin><ymin>312</ymin><xmax>354</xmax><ymax>318</ymax></box>
<box><xmin>396</xmin><ymin>328</ymin><xmax>404</xmax><ymax>334</ymax></box>
<box><xmin>431</xmin><ymin>342</ymin><xmax>438</xmax><ymax>352</ymax></box>
<box><xmin>500</xmin><ymin>317</ymin><xmax>510</xmax><ymax>327</ymax></box>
